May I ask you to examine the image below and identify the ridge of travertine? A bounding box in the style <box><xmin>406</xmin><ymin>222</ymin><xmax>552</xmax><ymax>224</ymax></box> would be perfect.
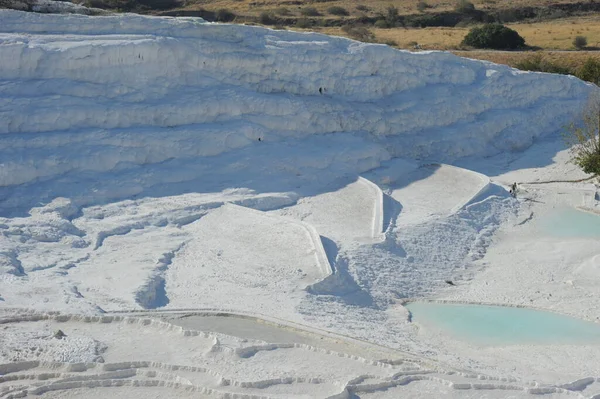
<box><xmin>0</xmin><ymin>10</ymin><xmax>594</xmax><ymax>195</ymax></box>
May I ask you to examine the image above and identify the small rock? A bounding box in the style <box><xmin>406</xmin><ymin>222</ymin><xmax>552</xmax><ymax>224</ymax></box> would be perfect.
<box><xmin>53</xmin><ymin>329</ymin><xmax>67</xmax><ymax>339</ymax></box>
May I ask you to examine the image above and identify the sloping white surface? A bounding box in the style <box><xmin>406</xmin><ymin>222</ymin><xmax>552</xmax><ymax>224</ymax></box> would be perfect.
<box><xmin>390</xmin><ymin>164</ymin><xmax>490</xmax><ymax>226</ymax></box>
<box><xmin>165</xmin><ymin>204</ymin><xmax>329</xmax><ymax>314</ymax></box>
<box><xmin>272</xmin><ymin>176</ymin><xmax>384</xmax><ymax>244</ymax></box>
<box><xmin>0</xmin><ymin>10</ymin><xmax>599</xmax><ymax>398</ymax></box>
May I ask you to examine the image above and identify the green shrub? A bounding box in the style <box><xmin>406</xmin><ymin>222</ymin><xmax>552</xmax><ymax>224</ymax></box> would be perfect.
<box><xmin>577</xmin><ymin>150</ymin><xmax>600</xmax><ymax>175</ymax></box>
<box><xmin>327</xmin><ymin>6</ymin><xmax>348</xmax><ymax>16</ymax></box>
<box><xmin>374</xmin><ymin>19</ymin><xmax>390</xmax><ymax>28</ymax></box>
<box><xmin>514</xmin><ymin>55</ymin><xmax>572</xmax><ymax>75</ymax></box>
<box><xmin>295</xmin><ymin>17</ymin><xmax>312</xmax><ymax>28</ymax></box>
<box><xmin>274</xmin><ymin>7</ymin><xmax>291</xmax><ymax>16</ymax></box>
<box><xmin>461</xmin><ymin>23</ymin><xmax>525</xmax><ymax>49</ymax></box>
<box><xmin>136</xmin><ymin>0</ymin><xmax>181</xmax><ymax>10</ymax></box>
<box><xmin>405</xmin><ymin>13</ymin><xmax>460</xmax><ymax>28</ymax></box>
<box><xmin>121</xmin><ymin>0</ymin><xmax>179</xmax><ymax>11</ymax></box>
<box><xmin>513</xmin><ymin>55</ymin><xmax>600</xmax><ymax>85</ymax></box>
<box><xmin>300</xmin><ymin>6</ymin><xmax>320</xmax><ymax>16</ymax></box>
<box><xmin>341</xmin><ymin>24</ymin><xmax>376</xmax><ymax>42</ymax></box>
<box><xmin>578</xmin><ymin>58</ymin><xmax>600</xmax><ymax>85</ymax></box>
<box><xmin>215</xmin><ymin>8</ymin><xmax>235</xmax><ymax>22</ymax></box>
<box><xmin>564</xmin><ymin>98</ymin><xmax>600</xmax><ymax>176</ymax></box>
<box><xmin>417</xmin><ymin>1</ymin><xmax>430</xmax><ymax>12</ymax></box>
<box><xmin>455</xmin><ymin>0</ymin><xmax>475</xmax><ymax>13</ymax></box>
<box><xmin>545</xmin><ymin>9</ymin><xmax>568</xmax><ymax>20</ymax></box>
<box><xmin>374</xmin><ymin>5</ymin><xmax>399</xmax><ymax>28</ymax></box>
<box><xmin>495</xmin><ymin>9</ymin><xmax>521</xmax><ymax>23</ymax></box>
<box><xmin>573</xmin><ymin>36</ymin><xmax>588</xmax><ymax>49</ymax></box>
<box><xmin>453</xmin><ymin>18</ymin><xmax>474</xmax><ymax>27</ymax></box>
<box><xmin>355</xmin><ymin>4</ymin><xmax>369</xmax><ymax>12</ymax></box>
<box><xmin>84</xmin><ymin>0</ymin><xmax>110</xmax><ymax>8</ymax></box>
<box><xmin>259</xmin><ymin>11</ymin><xmax>276</xmax><ymax>25</ymax></box>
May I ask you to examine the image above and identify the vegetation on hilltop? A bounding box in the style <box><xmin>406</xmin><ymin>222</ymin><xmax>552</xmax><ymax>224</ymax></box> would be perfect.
<box><xmin>3</xmin><ymin>0</ymin><xmax>600</xmax><ymax>86</ymax></box>
<box><xmin>47</xmin><ymin>0</ymin><xmax>600</xmax><ymax>29</ymax></box>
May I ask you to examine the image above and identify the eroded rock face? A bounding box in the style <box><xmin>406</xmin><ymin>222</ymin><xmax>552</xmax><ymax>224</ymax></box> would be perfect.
<box><xmin>0</xmin><ymin>0</ymin><xmax>109</xmax><ymax>14</ymax></box>
<box><xmin>0</xmin><ymin>11</ymin><xmax>594</xmax><ymax>205</ymax></box>
<box><xmin>0</xmin><ymin>0</ymin><xmax>29</xmax><ymax>11</ymax></box>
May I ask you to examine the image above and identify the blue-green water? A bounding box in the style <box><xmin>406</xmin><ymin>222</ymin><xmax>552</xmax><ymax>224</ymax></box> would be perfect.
<box><xmin>539</xmin><ymin>207</ymin><xmax>600</xmax><ymax>238</ymax></box>
<box><xmin>406</xmin><ymin>302</ymin><xmax>600</xmax><ymax>346</ymax></box>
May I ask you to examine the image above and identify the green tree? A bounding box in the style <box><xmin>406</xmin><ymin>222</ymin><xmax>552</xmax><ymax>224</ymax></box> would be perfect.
<box><xmin>578</xmin><ymin>58</ymin><xmax>600</xmax><ymax>85</ymax></box>
<box><xmin>455</xmin><ymin>0</ymin><xmax>475</xmax><ymax>13</ymax></box>
<box><xmin>385</xmin><ymin>5</ymin><xmax>399</xmax><ymax>25</ymax></box>
<box><xmin>374</xmin><ymin>6</ymin><xmax>399</xmax><ymax>28</ymax></box>
<box><xmin>564</xmin><ymin>97</ymin><xmax>600</xmax><ymax>176</ymax></box>
<box><xmin>573</xmin><ymin>36</ymin><xmax>588</xmax><ymax>49</ymax></box>
<box><xmin>462</xmin><ymin>24</ymin><xmax>525</xmax><ymax>49</ymax></box>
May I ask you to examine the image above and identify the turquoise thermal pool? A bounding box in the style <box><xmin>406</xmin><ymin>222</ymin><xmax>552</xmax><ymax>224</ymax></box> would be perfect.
<box><xmin>539</xmin><ymin>207</ymin><xmax>600</xmax><ymax>238</ymax></box>
<box><xmin>406</xmin><ymin>302</ymin><xmax>600</xmax><ymax>346</ymax></box>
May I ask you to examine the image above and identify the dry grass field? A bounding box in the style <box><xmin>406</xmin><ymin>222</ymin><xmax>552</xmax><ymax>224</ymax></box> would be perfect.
<box><xmin>61</xmin><ymin>0</ymin><xmax>600</xmax><ymax>78</ymax></box>
<box><xmin>176</xmin><ymin>0</ymin><xmax>593</xmax><ymax>17</ymax></box>
<box><xmin>507</xmin><ymin>17</ymin><xmax>600</xmax><ymax>49</ymax></box>
<box><xmin>306</xmin><ymin>17</ymin><xmax>600</xmax><ymax>75</ymax></box>
<box><xmin>314</xmin><ymin>16</ymin><xmax>600</xmax><ymax>50</ymax></box>
<box><xmin>454</xmin><ymin>50</ymin><xmax>600</xmax><ymax>70</ymax></box>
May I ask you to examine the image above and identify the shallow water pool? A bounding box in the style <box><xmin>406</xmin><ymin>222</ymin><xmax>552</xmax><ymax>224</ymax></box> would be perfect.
<box><xmin>406</xmin><ymin>302</ymin><xmax>600</xmax><ymax>346</ymax></box>
<box><xmin>539</xmin><ymin>207</ymin><xmax>600</xmax><ymax>238</ymax></box>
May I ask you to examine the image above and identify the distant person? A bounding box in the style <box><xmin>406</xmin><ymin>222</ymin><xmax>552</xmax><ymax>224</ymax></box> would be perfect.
<box><xmin>510</xmin><ymin>182</ymin><xmax>517</xmax><ymax>198</ymax></box>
